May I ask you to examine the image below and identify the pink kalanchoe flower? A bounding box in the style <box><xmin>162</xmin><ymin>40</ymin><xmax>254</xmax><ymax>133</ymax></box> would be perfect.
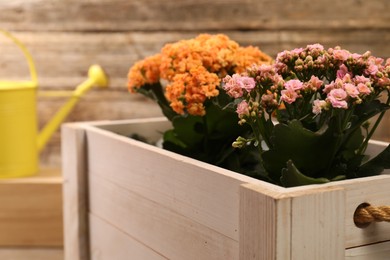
<box><xmin>284</xmin><ymin>79</ymin><xmax>303</xmax><ymax>91</ymax></box>
<box><xmin>281</xmin><ymin>89</ymin><xmax>299</xmax><ymax>104</ymax></box>
<box><xmin>352</xmin><ymin>53</ymin><xmax>362</xmax><ymax>60</ymax></box>
<box><xmin>386</xmin><ymin>58</ymin><xmax>390</xmax><ymax>66</ymax></box>
<box><xmin>377</xmin><ymin>77</ymin><xmax>390</xmax><ymax>88</ymax></box>
<box><xmin>323</xmin><ymin>82</ymin><xmax>335</xmax><ymax>94</ymax></box>
<box><xmin>261</xmin><ymin>93</ymin><xmax>278</xmax><ymax>110</ymax></box>
<box><xmin>316</xmin><ymin>54</ymin><xmax>328</xmax><ymax>64</ymax></box>
<box><xmin>342</xmin><ymin>73</ymin><xmax>353</xmax><ymax>84</ymax></box>
<box><xmin>365</xmin><ymin>56</ymin><xmax>384</xmax><ymax>76</ymax></box>
<box><xmin>356</xmin><ymin>83</ymin><xmax>372</xmax><ymax>96</ymax></box>
<box><xmin>222</xmin><ymin>74</ymin><xmax>244</xmax><ymax>98</ymax></box>
<box><xmin>256</xmin><ymin>64</ymin><xmax>273</xmax><ymax>73</ymax></box>
<box><xmin>223</xmin><ymin>74</ymin><xmax>256</xmax><ymax>96</ymax></box>
<box><xmin>290</xmin><ymin>48</ymin><xmax>304</xmax><ymax>55</ymax></box>
<box><xmin>308</xmin><ymin>75</ymin><xmax>323</xmax><ymax>90</ymax></box>
<box><xmin>239</xmin><ymin>76</ymin><xmax>256</xmax><ymax>92</ymax></box>
<box><xmin>274</xmin><ymin>62</ymin><xmax>288</xmax><ymax>74</ymax></box>
<box><xmin>236</xmin><ymin>100</ymin><xmax>250</xmax><ymax>117</ymax></box>
<box><xmin>325</xmin><ymin>78</ymin><xmax>345</xmax><ymax>93</ymax></box>
<box><xmin>327</xmin><ymin>88</ymin><xmax>348</xmax><ymax>109</ymax></box>
<box><xmin>333</xmin><ymin>49</ymin><xmax>350</xmax><ymax>61</ymax></box>
<box><xmin>343</xmin><ymin>83</ymin><xmax>359</xmax><ymax>98</ymax></box>
<box><xmin>307</xmin><ymin>44</ymin><xmax>324</xmax><ymax>57</ymax></box>
<box><xmin>354</xmin><ymin>75</ymin><xmax>370</xmax><ymax>84</ymax></box>
<box><xmin>276</xmin><ymin>50</ymin><xmax>290</xmax><ymax>62</ymax></box>
<box><xmin>312</xmin><ymin>99</ymin><xmax>328</xmax><ymax>115</ymax></box>
<box><xmin>365</xmin><ymin>63</ymin><xmax>379</xmax><ymax>76</ymax></box>
<box><xmin>337</xmin><ymin>64</ymin><xmax>351</xmax><ymax>79</ymax></box>
<box><xmin>307</xmin><ymin>43</ymin><xmax>324</xmax><ymax>51</ymax></box>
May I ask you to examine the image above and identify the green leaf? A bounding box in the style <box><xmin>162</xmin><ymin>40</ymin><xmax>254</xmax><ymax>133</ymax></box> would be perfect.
<box><xmin>262</xmin><ymin>119</ymin><xmax>342</xmax><ymax>182</ymax></box>
<box><xmin>162</xmin><ymin>100</ymin><xmax>256</xmax><ymax>170</ymax></box>
<box><xmin>280</xmin><ymin>160</ymin><xmax>330</xmax><ymax>187</ymax></box>
<box><xmin>204</xmin><ymin>101</ymin><xmax>244</xmax><ymax>139</ymax></box>
<box><xmin>350</xmin><ymin>100</ymin><xmax>390</xmax><ymax>131</ymax></box>
<box><xmin>339</xmin><ymin>127</ymin><xmax>364</xmax><ymax>161</ymax></box>
<box><xmin>356</xmin><ymin>144</ymin><xmax>390</xmax><ymax>177</ymax></box>
<box><xmin>170</xmin><ymin>115</ymin><xmax>204</xmax><ymax>147</ymax></box>
<box><xmin>137</xmin><ymin>83</ymin><xmax>177</xmax><ymax>120</ymax></box>
<box><xmin>163</xmin><ymin>130</ymin><xmax>187</xmax><ymax>149</ymax></box>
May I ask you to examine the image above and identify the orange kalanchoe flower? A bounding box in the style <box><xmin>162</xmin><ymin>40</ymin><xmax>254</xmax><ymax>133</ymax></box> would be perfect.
<box><xmin>165</xmin><ymin>66</ymin><xmax>220</xmax><ymax>116</ymax></box>
<box><xmin>127</xmin><ymin>54</ymin><xmax>161</xmax><ymax>92</ymax></box>
<box><xmin>127</xmin><ymin>34</ymin><xmax>272</xmax><ymax>116</ymax></box>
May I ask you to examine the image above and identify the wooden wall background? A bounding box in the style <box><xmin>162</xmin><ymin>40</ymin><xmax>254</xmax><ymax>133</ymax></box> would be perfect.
<box><xmin>0</xmin><ymin>0</ymin><xmax>389</xmax><ymax>168</ymax></box>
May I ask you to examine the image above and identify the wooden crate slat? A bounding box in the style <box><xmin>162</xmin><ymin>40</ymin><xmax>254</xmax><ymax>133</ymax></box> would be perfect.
<box><xmin>239</xmin><ymin>184</ymin><xmax>291</xmax><ymax>260</ymax></box>
<box><xmin>62</xmin><ymin>124</ymin><xmax>90</xmax><ymax>260</ymax></box>
<box><xmin>342</xmin><ymin>176</ymin><xmax>390</xmax><ymax>248</ymax></box>
<box><xmin>345</xmin><ymin>241</ymin><xmax>390</xmax><ymax>259</ymax></box>
<box><xmin>288</xmin><ymin>174</ymin><xmax>390</xmax><ymax>248</ymax></box>
<box><xmin>85</xmin><ymin>120</ymin><xmax>280</xmax><ymax>242</ymax></box>
<box><xmin>289</xmin><ymin>187</ymin><xmax>345</xmax><ymax>259</ymax></box>
<box><xmin>89</xmin><ymin>173</ymin><xmax>238</xmax><ymax>259</ymax></box>
<box><xmin>89</xmin><ymin>214</ymin><xmax>167</xmax><ymax>260</ymax></box>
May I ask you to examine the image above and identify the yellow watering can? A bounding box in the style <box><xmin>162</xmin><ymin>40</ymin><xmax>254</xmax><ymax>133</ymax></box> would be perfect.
<box><xmin>0</xmin><ymin>30</ymin><xmax>108</xmax><ymax>178</ymax></box>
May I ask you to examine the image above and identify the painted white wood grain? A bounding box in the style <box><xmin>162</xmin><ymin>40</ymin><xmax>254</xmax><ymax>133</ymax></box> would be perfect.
<box><xmin>62</xmin><ymin>124</ymin><xmax>90</xmax><ymax>260</ymax></box>
<box><xmin>345</xmin><ymin>241</ymin><xmax>390</xmax><ymax>259</ymax></box>
<box><xmin>240</xmin><ymin>184</ymin><xmax>291</xmax><ymax>260</ymax></box>
<box><xmin>89</xmin><ymin>214</ymin><xmax>167</xmax><ymax>260</ymax></box>
<box><xmin>289</xmin><ymin>187</ymin><xmax>345</xmax><ymax>259</ymax></box>
<box><xmin>84</xmin><ymin>119</ymin><xmax>281</xmax><ymax>242</ymax></box>
<box><xmin>290</xmin><ymin>174</ymin><xmax>390</xmax><ymax>249</ymax></box>
<box><xmin>63</xmin><ymin>120</ymin><xmax>390</xmax><ymax>260</ymax></box>
<box><xmin>342</xmin><ymin>175</ymin><xmax>390</xmax><ymax>248</ymax></box>
<box><xmin>89</xmin><ymin>173</ymin><xmax>238</xmax><ymax>260</ymax></box>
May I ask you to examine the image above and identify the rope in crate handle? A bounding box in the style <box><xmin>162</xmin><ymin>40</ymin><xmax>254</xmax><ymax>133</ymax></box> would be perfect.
<box><xmin>0</xmin><ymin>29</ymin><xmax>38</xmax><ymax>84</ymax></box>
<box><xmin>354</xmin><ymin>203</ymin><xmax>390</xmax><ymax>227</ymax></box>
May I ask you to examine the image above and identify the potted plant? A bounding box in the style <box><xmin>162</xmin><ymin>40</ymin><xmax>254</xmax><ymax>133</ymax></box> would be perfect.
<box><xmin>222</xmin><ymin>43</ymin><xmax>390</xmax><ymax>187</ymax></box>
<box><xmin>127</xmin><ymin>34</ymin><xmax>272</xmax><ymax>177</ymax></box>
<box><xmin>62</xmin><ymin>36</ymin><xmax>390</xmax><ymax>260</ymax></box>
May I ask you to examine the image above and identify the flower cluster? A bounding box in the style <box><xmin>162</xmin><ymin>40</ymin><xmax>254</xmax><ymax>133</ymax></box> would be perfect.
<box><xmin>128</xmin><ymin>34</ymin><xmax>272</xmax><ymax>116</ymax></box>
<box><xmin>223</xmin><ymin>44</ymin><xmax>390</xmax><ymax>187</ymax></box>
<box><xmin>226</xmin><ymin>44</ymin><xmax>390</xmax><ymax>125</ymax></box>
<box><xmin>126</xmin><ymin>34</ymin><xmax>272</xmax><ymax>178</ymax></box>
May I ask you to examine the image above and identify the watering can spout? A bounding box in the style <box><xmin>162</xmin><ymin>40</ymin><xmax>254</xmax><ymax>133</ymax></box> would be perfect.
<box><xmin>37</xmin><ymin>64</ymin><xmax>108</xmax><ymax>152</ymax></box>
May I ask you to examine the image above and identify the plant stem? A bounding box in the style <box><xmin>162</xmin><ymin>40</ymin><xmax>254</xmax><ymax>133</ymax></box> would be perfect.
<box><xmin>149</xmin><ymin>83</ymin><xmax>176</xmax><ymax>120</ymax></box>
<box><xmin>358</xmin><ymin>91</ymin><xmax>390</xmax><ymax>155</ymax></box>
<box><xmin>202</xmin><ymin>115</ymin><xmax>209</xmax><ymax>152</ymax></box>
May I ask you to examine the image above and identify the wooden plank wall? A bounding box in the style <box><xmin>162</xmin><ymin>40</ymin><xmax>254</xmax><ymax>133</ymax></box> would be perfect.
<box><xmin>0</xmin><ymin>0</ymin><xmax>389</xmax><ymax>167</ymax></box>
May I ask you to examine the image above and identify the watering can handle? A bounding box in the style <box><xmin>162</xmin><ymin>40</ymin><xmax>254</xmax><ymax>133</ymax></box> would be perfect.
<box><xmin>0</xmin><ymin>29</ymin><xmax>38</xmax><ymax>84</ymax></box>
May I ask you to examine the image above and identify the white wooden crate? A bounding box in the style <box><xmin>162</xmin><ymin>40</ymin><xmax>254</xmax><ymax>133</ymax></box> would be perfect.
<box><xmin>62</xmin><ymin>117</ymin><xmax>390</xmax><ymax>260</ymax></box>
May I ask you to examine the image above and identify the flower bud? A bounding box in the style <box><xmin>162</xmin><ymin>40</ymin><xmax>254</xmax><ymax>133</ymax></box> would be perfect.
<box><xmin>295</xmin><ymin>58</ymin><xmax>304</xmax><ymax>66</ymax></box>
<box><xmin>304</xmin><ymin>56</ymin><xmax>313</xmax><ymax>62</ymax></box>
<box><xmin>232</xmin><ymin>136</ymin><xmax>248</xmax><ymax>148</ymax></box>
<box><xmin>238</xmin><ymin>119</ymin><xmax>246</xmax><ymax>125</ymax></box>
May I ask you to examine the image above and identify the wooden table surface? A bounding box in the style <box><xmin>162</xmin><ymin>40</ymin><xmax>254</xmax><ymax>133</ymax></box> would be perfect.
<box><xmin>0</xmin><ymin>168</ymin><xmax>64</xmax><ymax>260</ymax></box>
<box><xmin>0</xmin><ymin>248</ymin><xmax>63</xmax><ymax>260</ymax></box>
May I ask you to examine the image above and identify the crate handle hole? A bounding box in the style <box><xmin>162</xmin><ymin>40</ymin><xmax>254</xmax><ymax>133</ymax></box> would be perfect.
<box><xmin>354</xmin><ymin>202</ymin><xmax>390</xmax><ymax>228</ymax></box>
<box><xmin>354</xmin><ymin>202</ymin><xmax>372</xmax><ymax>228</ymax></box>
